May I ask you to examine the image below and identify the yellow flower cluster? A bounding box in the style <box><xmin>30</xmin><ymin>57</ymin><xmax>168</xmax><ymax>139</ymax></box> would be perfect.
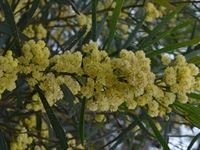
<box><xmin>80</xmin><ymin>43</ymin><xmax>199</xmax><ymax>117</ymax></box>
<box><xmin>18</xmin><ymin>40</ymin><xmax>62</xmax><ymax>111</ymax></box>
<box><xmin>18</xmin><ymin>40</ymin><xmax>50</xmax><ymax>75</ymax></box>
<box><xmin>164</xmin><ymin>54</ymin><xmax>199</xmax><ymax>103</ymax></box>
<box><xmin>66</xmin><ymin>133</ymin><xmax>85</xmax><ymax>150</ymax></box>
<box><xmin>81</xmin><ymin>44</ymin><xmax>156</xmax><ymax>113</ymax></box>
<box><xmin>0</xmin><ymin>51</ymin><xmax>18</xmax><ymax>99</ymax></box>
<box><xmin>1</xmin><ymin>40</ymin><xmax>199</xmax><ymax>118</ymax></box>
<box><xmin>23</xmin><ymin>24</ymin><xmax>47</xmax><ymax>39</ymax></box>
<box><xmin>161</xmin><ymin>54</ymin><xmax>171</xmax><ymax>65</ymax></box>
<box><xmin>26</xmin><ymin>73</ymin><xmax>64</xmax><ymax>111</ymax></box>
<box><xmin>10</xmin><ymin>126</ymin><xmax>33</xmax><ymax>150</ymax></box>
<box><xmin>95</xmin><ymin>114</ymin><xmax>106</xmax><ymax>122</ymax></box>
<box><xmin>50</xmin><ymin>51</ymin><xmax>83</xmax><ymax>74</ymax></box>
<box><xmin>77</xmin><ymin>13</ymin><xmax>92</xmax><ymax>32</ymax></box>
<box><xmin>10</xmin><ymin>115</ymin><xmax>48</xmax><ymax>150</ymax></box>
<box><xmin>24</xmin><ymin>115</ymin><xmax>49</xmax><ymax>140</ymax></box>
<box><xmin>144</xmin><ymin>2</ymin><xmax>166</xmax><ymax>22</ymax></box>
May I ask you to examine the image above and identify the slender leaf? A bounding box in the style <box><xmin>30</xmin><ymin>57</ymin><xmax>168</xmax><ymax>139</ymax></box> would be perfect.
<box><xmin>98</xmin><ymin>122</ymin><xmax>136</xmax><ymax>150</ymax></box>
<box><xmin>62</xmin><ymin>26</ymin><xmax>87</xmax><ymax>51</ymax></box>
<box><xmin>1</xmin><ymin>0</ymin><xmax>21</xmax><ymax>55</ymax></box>
<box><xmin>138</xmin><ymin>5</ymin><xmax>184</xmax><ymax>49</ymax></box>
<box><xmin>91</xmin><ymin>0</ymin><xmax>97</xmax><ymax>41</ymax></box>
<box><xmin>35</xmin><ymin>85</ymin><xmax>68</xmax><ymax>150</ymax></box>
<box><xmin>18</xmin><ymin>0</ymin><xmax>39</xmax><ymax>31</ymax></box>
<box><xmin>96</xmin><ymin>15</ymin><xmax>107</xmax><ymax>39</ymax></box>
<box><xmin>79</xmin><ymin>98</ymin><xmax>86</xmax><ymax>144</ymax></box>
<box><xmin>142</xmin><ymin>20</ymin><xmax>193</xmax><ymax>49</ymax></box>
<box><xmin>153</xmin><ymin>0</ymin><xmax>176</xmax><ymax>11</ymax></box>
<box><xmin>187</xmin><ymin>93</ymin><xmax>200</xmax><ymax>100</ymax></box>
<box><xmin>0</xmin><ymin>22</ymin><xmax>29</xmax><ymax>40</ymax></box>
<box><xmin>188</xmin><ymin>56</ymin><xmax>200</xmax><ymax>64</ymax></box>
<box><xmin>144</xmin><ymin>111</ymin><xmax>170</xmax><ymax>150</ymax></box>
<box><xmin>173</xmin><ymin>102</ymin><xmax>200</xmax><ymax>128</ymax></box>
<box><xmin>0</xmin><ymin>130</ymin><xmax>8</xmax><ymax>150</ymax></box>
<box><xmin>36</xmin><ymin>113</ymin><xmax>42</xmax><ymax>137</ymax></box>
<box><xmin>60</xmin><ymin>84</ymin><xmax>75</xmax><ymax>102</ymax></box>
<box><xmin>103</xmin><ymin>0</ymin><xmax>124</xmax><ymax>49</ymax></box>
<box><xmin>123</xmin><ymin>15</ymin><xmax>145</xmax><ymax>48</ymax></box>
<box><xmin>147</xmin><ymin>37</ymin><xmax>200</xmax><ymax>57</ymax></box>
<box><xmin>187</xmin><ymin>132</ymin><xmax>200</xmax><ymax>150</ymax></box>
<box><xmin>132</xmin><ymin>115</ymin><xmax>155</xmax><ymax>138</ymax></box>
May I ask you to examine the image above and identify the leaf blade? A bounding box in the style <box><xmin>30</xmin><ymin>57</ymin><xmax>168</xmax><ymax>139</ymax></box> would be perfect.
<box><xmin>147</xmin><ymin>37</ymin><xmax>200</xmax><ymax>57</ymax></box>
<box><xmin>187</xmin><ymin>132</ymin><xmax>200</xmax><ymax>150</ymax></box>
<box><xmin>18</xmin><ymin>0</ymin><xmax>40</xmax><ymax>31</ymax></box>
<box><xmin>35</xmin><ymin>85</ymin><xmax>68</xmax><ymax>150</ymax></box>
<box><xmin>91</xmin><ymin>0</ymin><xmax>97</xmax><ymax>41</ymax></box>
<box><xmin>103</xmin><ymin>0</ymin><xmax>124</xmax><ymax>49</ymax></box>
<box><xmin>144</xmin><ymin>111</ymin><xmax>170</xmax><ymax>150</ymax></box>
<box><xmin>79</xmin><ymin>98</ymin><xmax>86</xmax><ymax>144</ymax></box>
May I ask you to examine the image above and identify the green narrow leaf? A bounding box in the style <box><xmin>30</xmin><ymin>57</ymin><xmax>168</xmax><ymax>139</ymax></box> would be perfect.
<box><xmin>0</xmin><ymin>22</ymin><xmax>11</xmax><ymax>34</ymax></box>
<box><xmin>187</xmin><ymin>93</ymin><xmax>200</xmax><ymax>100</ymax></box>
<box><xmin>142</xmin><ymin>20</ymin><xmax>193</xmax><ymax>49</ymax></box>
<box><xmin>96</xmin><ymin>15</ymin><xmax>107</xmax><ymax>40</ymax></box>
<box><xmin>103</xmin><ymin>0</ymin><xmax>124</xmax><ymax>49</ymax></box>
<box><xmin>60</xmin><ymin>84</ymin><xmax>75</xmax><ymax>102</ymax></box>
<box><xmin>144</xmin><ymin>111</ymin><xmax>170</xmax><ymax>150</ymax></box>
<box><xmin>173</xmin><ymin>102</ymin><xmax>200</xmax><ymax>128</ymax></box>
<box><xmin>188</xmin><ymin>56</ymin><xmax>200</xmax><ymax>64</ymax></box>
<box><xmin>62</xmin><ymin>26</ymin><xmax>87</xmax><ymax>51</ymax></box>
<box><xmin>0</xmin><ymin>23</ymin><xmax>29</xmax><ymax>41</ymax></box>
<box><xmin>153</xmin><ymin>0</ymin><xmax>176</xmax><ymax>11</ymax></box>
<box><xmin>147</xmin><ymin>37</ymin><xmax>200</xmax><ymax>57</ymax></box>
<box><xmin>79</xmin><ymin>98</ymin><xmax>86</xmax><ymax>144</ymax></box>
<box><xmin>66</xmin><ymin>0</ymin><xmax>79</xmax><ymax>14</ymax></box>
<box><xmin>123</xmin><ymin>15</ymin><xmax>145</xmax><ymax>48</ymax></box>
<box><xmin>1</xmin><ymin>0</ymin><xmax>21</xmax><ymax>55</ymax></box>
<box><xmin>36</xmin><ymin>113</ymin><xmax>42</xmax><ymax>137</ymax></box>
<box><xmin>131</xmin><ymin>115</ymin><xmax>155</xmax><ymax>138</ymax></box>
<box><xmin>138</xmin><ymin>5</ymin><xmax>184</xmax><ymax>49</ymax></box>
<box><xmin>0</xmin><ymin>130</ymin><xmax>8</xmax><ymax>150</ymax></box>
<box><xmin>187</xmin><ymin>132</ymin><xmax>200</xmax><ymax>150</ymax></box>
<box><xmin>91</xmin><ymin>0</ymin><xmax>97</xmax><ymax>41</ymax></box>
<box><xmin>18</xmin><ymin>0</ymin><xmax>39</xmax><ymax>31</ymax></box>
<box><xmin>35</xmin><ymin>85</ymin><xmax>68</xmax><ymax>150</ymax></box>
<box><xmin>98</xmin><ymin>122</ymin><xmax>136</xmax><ymax>150</ymax></box>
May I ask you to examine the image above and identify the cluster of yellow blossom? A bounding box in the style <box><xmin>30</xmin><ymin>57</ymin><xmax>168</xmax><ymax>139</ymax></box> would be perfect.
<box><xmin>1</xmin><ymin>40</ymin><xmax>199</xmax><ymax>118</ymax></box>
<box><xmin>10</xmin><ymin>126</ymin><xmax>33</xmax><ymax>150</ymax></box>
<box><xmin>24</xmin><ymin>115</ymin><xmax>49</xmax><ymax>140</ymax></box>
<box><xmin>77</xmin><ymin>13</ymin><xmax>92</xmax><ymax>32</ymax></box>
<box><xmin>163</xmin><ymin>54</ymin><xmax>199</xmax><ymax>103</ymax></box>
<box><xmin>66</xmin><ymin>133</ymin><xmax>85</xmax><ymax>150</ymax></box>
<box><xmin>144</xmin><ymin>2</ymin><xmax>166</xmax><ymax>22</ymax></box>
<box><xmin>59</xmin><ymin>5</ymin><xmax>74</xmax><ymax>18</ymax></box>
<box><xmin>95</xmin><ymin>114</ymin><xmax>106</xmax><ymax>122</ymax></box>
<box><xmin>23</xmin><ymin>24</ymin><xmax>47</xmax><ymax>39</ymax></box>
<box><xmin>26</xmin><ymin>73</ymin><xmax>64</xmax><ymax>111</ymax></box>
<box><xmin>18</xmin><ymin>40</ymin><xmax>50</xmax><ymax>75</ymax></box>
<box><xmin>18</xmin><ymin>40</ymin><xmax>63</xmax><ymax>111</ymax></box>
<box><xmin>0</xmin><ymin>51</ymin><xmax>18</xmax><ymax>99</ymax></box>
<box><xmin>18</xmin><ymin>40</ymin><xmax>82</xmax><ymax>111</ymax></box>
<box><xmin>10</xmin><ymin>115</ymin><xmax>48</xmax><ymax>150</ymax></box>
<box><xmin>50</xmin><ymin>51</ymin><xmax>83</xmax><ymax>74</ymax></box>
